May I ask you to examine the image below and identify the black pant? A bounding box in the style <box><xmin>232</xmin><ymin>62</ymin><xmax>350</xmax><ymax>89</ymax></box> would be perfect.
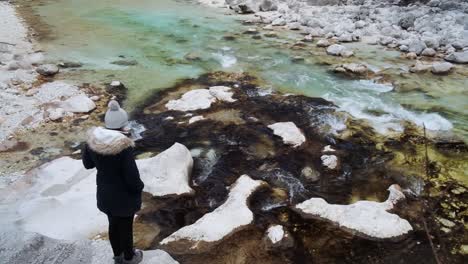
<box><xmin>107</xmin><ymin>214</ymin><xmax>135</xmax><ymax>260</ymax></box>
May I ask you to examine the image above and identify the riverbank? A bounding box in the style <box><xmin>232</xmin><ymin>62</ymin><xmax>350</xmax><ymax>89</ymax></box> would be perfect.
<box><xmin>1</xmin><ymin>0</ymin><xmax>467</xmax><ymax>263</ymax></box>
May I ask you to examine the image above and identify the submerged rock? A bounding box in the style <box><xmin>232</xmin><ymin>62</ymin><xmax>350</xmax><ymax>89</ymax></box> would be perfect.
<box><xmin>138</xmin><ymin>143</ymin><xmax>194</xmax><ymax>197</ymax></box>
<box><xmin>110</xmin><ymin>59</ymin><xmax>138</xmax><ymax>66</ymax></box>
<box><xmin>294</xmin><ymin>185</ymin><xmax>413</xmax><ymax>240</ymax></box>
<box><xmin>268</xmin><ymin>122</ymin><xmax>306</xmax><ymax>148</ymax></box>
<box><xmin>160</xmin><ymin>175</ymin><xmax>266</xmax><ymax>254</ymax></box>
<box><xmin>36</xmin><ymin>64</ymin><xmax>59</xmax><ymax>77</ymax></box>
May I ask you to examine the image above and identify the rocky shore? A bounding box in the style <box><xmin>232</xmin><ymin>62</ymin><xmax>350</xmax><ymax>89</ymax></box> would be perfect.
<box><xmin>206</xmin><ymin>0</ymin><xmax>468</xmax><ymax>64</ymax></box>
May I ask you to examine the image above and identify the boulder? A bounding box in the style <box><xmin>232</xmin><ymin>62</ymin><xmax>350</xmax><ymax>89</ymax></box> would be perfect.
<box><xmin>60</xmin><ymin>95</ymin><xmax>96</xmax><ymax>113</ymax></box>
<box><xmin>166</xmin><ymin>89</ymin><xmax>216</xmax><ymax>111</ymax></box>
<box><xmin>48</xmin><ymin>108</ymin><xmax>65</xmax><ymax>121</ymax></box>
<box><xmin>272</xmin><ymin>17</ymin><xmax>286</xmax><ymax>26</ymax></box>
<box><xmin>333</xmin><ymin>63</ymin><xmax>369</xmax><ymax>75</ymax></box>
<box><xmin>138</xmin><ymin>143</ymin><xmax>194</xmax><ymax>197</ymax></box>
<box><xmin>431</xmin><ymin>62</ymin><xmax>454</xmax><ymax>74</ymax></box>
<box><xmin>326</xmin><ymin>44</ymin><xmax>353</xmax><ymax>57</ymax></box>
<box><xmin>398</xmin><ymin>13</ymin><xmax>416</xmax><ymax>30</ymax></box>
<box><xmin>303</xmin><ymin>35</ymin><xmax>313</xmax><ymax>42</ymax></box>
<box><xmin>338</xmin><ymin>33</ymin><xmax>353</xmax><ymax>43</ymax></box>
<box><xmin>421</xmin><ymin>48</ymin><xmax>436</xmax><ymax>57</ymax></box>
<box><xmin>294</xmin><ymin>185</ymin><xmax>413</xmax><ymax>240</ymax></box>
<box><xmin>406</xmin><ymin>52</ymin><xmax>418</xmax><ymax>60</ymax></box>
<box><xmin>287</xmin><ymin>22</ymin><xmax>301</xmax><ymax>30</ymax></box>
<box><xmin>259</xmin><ymin>0</ymin><xmax>278</xmax><ymax>11</ymax></box>
<box><xmin>268</xmin><ymin>122</ymin><xmax>306</xmax><ymax>147</ymax></box>
<box><xmin>160</xmin><ymin>175</ymin><xmax>266</xmax><ymax>254</ymax></box>
<box><xmin>36</xmin><ymin>64</ymin><xmax>59</xmax><ymax>77</ymax></box>
<box><xmin>408</xmin><ymin>40</ymin><xmax>427</xmax><ymax>55</ymax></box>
<box><xmin>317</xmin><ymin>39</ymin><xmax>331</xmax><ymax>47</ymax></box>
<box><xmin>444</xmin><ymin>51</ymin><xmax>468</xmax><ymax>64</ymax></box>
<box><xmin>409</xmin><ymin>61</ymin><xmax>432</xmax><ymax>73</ymax></box>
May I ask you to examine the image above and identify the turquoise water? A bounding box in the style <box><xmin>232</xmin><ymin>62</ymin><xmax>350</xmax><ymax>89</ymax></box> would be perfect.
<box><xmin>36</xmin><ymin>0</ymin><xmax>467</xmax><ymax>141</ymax></box>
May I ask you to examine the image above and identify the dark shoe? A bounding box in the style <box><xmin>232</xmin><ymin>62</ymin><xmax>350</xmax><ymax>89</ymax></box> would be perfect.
<box><xmin>113</xmin><ymin>253</ymin><xmax>123</xmax><ymax>264</ymax></box>
<box><xmin>122</xmin><ymin>249</ymin><xmax>143</xmax><ymax>264</ymax></box>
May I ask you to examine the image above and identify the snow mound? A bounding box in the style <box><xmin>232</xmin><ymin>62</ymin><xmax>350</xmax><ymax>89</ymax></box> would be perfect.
<box><xmin>138</xmin><ymin>143</ymin><xmax>194</xmax><ymax>197</ymax></box>
<box><xmin>268</xmin><ymin>122</ymin><xmax>306</xmax><ymax>147</ymax></box>
<box><xmin>160</xmin><ymin>175</ymin><xmax>266</xmax><ymax>254</ymax></box>
<box><xmin>165</xmin><ymin>86</ymin><xmax>236</xmax><ymax>111</ymax></box>
<box><xmin>295</xmin><ymin>184</ymin><xmax>412</xmax><ymax>239</ymax></box>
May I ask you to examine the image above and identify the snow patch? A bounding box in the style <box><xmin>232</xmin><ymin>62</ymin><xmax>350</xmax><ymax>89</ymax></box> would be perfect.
<box><xmin>268</xmin><ymin>122</ymin><xmax>306</xmax><ymax>147</ymax></box>
<box><xmin>295</xmin><ymin>185</ymin><xmax>413</xmax><ymax>239</ymax></box>
<box><xmin>160</xmin><ymin>175</ymin><xmax>265</xmax><ymax>252</ymax></box>
<box><xmin>138</xmin><ymin>143</ymin><xmax>194</xmax><ymax>197</ymax></box>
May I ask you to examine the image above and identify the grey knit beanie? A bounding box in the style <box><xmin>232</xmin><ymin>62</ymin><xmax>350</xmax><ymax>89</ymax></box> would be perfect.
<box><xmin>105</xmin><ymin>100</ymin><xmax>129</xmax><ymax>129</ymax></box>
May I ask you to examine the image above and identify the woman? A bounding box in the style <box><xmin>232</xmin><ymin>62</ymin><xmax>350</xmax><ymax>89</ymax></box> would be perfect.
<box><xmin>82</xmin><ymin>100</ymin><xmax>144</xmax><ymax>264</ymax></box>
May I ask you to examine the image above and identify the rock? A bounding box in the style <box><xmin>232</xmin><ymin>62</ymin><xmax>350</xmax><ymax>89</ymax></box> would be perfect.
<box><xmin>338</xmin><ymin>33</ymin><xmax>353</xmax><ymax>43</ymax></box>
<box><xmin>58</xmin><ymin>61</ymin><xmax>83</xmax><ymax>68</ymax></box>
<box><xmin>166</xmin><ymin>89</ymin><xmax>216</xmax><ymax>111</ymax></box>
<box><xmin>444</xmin><ymin>51</ymin><xmax>468</xmax><ymax>64</ymax></box>
<box><xmin>25</xmin><ymin>88</ymin><xmax>39</xmax><ymax>96</ymax></box>
<box><xmin>326</xmin><ymin>44</ymin><xmax>353</xmax><ymax>57</ymax></box>
<box><xmin>272</xmin><ymin>17</ymin><xmax>286</xmax><ymax>26</ymax></box>
<box><xmin>408</xmin><ymin>40</ymin><xmax>427</xmax><ymax>55</ymax></box>
<box><xmin>243</xmin><ymin>28</ymin><xmax>259</xmax><ymax>35</ymax></box>
<box><xmin>421</xmin><ymin>48</ymin><xmax>436</xmax><ymax>57</ymax></box>
<box><xmin>303</xmin><ymin>34</ymin><xmax>313</xmax><ymax>42</ymax></box>
<box><xmin>268</xmin><ymin>122</ymin><xmax>306</xmax><ymax>147</ymax></box>
<box><xmin>409</xmin><ymin>61</ymin><xmax>432</xmax><ymax>73</ymax></box>
<box><xmin>264</xmin><ymin>32</ymin><xmax>278</xmax><ymax>38</ymax></box>
<box><xmin>460</xmin><ymin>245</ymin><xmax>468</xmax><ymax>255</ymax></box>
<box><xmin>0</xmin><ymin>115</ymin><xmax>4</xmax><ymax>125</ymax></box>
<box><xmin>334</xmin><ymin>63</ymin><xmax>368</xmax><ymax>75</ymax></box>
<box><xmin>323</xmin><ymin>145</ymin><xmax>336</xmax><ymax>152</ymax></box>
<box><xmin>48</xmin><ymin>108</ymin><xmax>65</xmax><ymax>121</ymax></box>
<box><xmin>0</xmin><ymin>138</ymin><xmax>19</xmax><ymax>152</ymax></box>
<box><xmin>234</xmin><ymin>4</ymin><xmax>255</xmax><ymax>14</ymax></box>
<box><xmin>355</xmin><ymin>20</ymin><xmax>366</xmax><ymax>29</ymax></box>
<box><xmin>138</xmin><ymin>143</ymin><xmax>194</xmax><ymax>197</ymax></box>
<box><xmin>60</xmin><ymin>95</ymin><xmax>96</xmax><ymax>113</ymax></box>
<box><xmin>406</xmin><ymin>52</ymin><xmax>418</xmax><ymax>60</ymax></box>
<box><xmin>380</xmin><ymin>36</ymin><xmax>394</xmax><ymax>46</ymax></box>
<box><xmin>321</xmin><ymin>154</ymin><xmax>337</xmax><ymax>169</ymax></box>
<box><xmin>398</xmin><ymin>13</ymin><xmax>416</xmax><ymax>30</ymax></box>
<box><xmin>431</xmin><ymin>62</ymin><xmax>453</xmax><ymax>74</ymax></box>
<box><xmin>223</xmin><ymin>35</ymin><xmax>236</xmax><ymax>41</ymax></box>
<box><xmin>36</xmin><ymin>64</ymin><xmax>59</xmax><ymax>77</ymax></box>
<box><xmin>287</xmin><ymin>22</ymin><xmax>301</xmax><ymax>30</ymax></box>
<box><xmin>259</xmin><ymin>0</ymin><xmax>278</xmax><ymax>11</ymax></box>
<box><xmin>110</xmin><ymin>59</ymin><xmax>138</xmax><ymax>66</ymax></box>
<box><xmin>301</xmin><ymin>166</ymin><xmax>320</xmax><ymax>182</ymax></box>
<box><xmin>90</xmin><ymin>95</ymin><xmax>100</xmax><ymax>101</ymax></box>
<box><xmin>184</xmin><ymin>52</ymin><xmax>202</xmax><ymax>61</ymax></box>
<box><xmin>437</xmin><ymin>217</ymin><xmax>455</xmax><ymax>228</ymax></box>
<box><xmin>399</xmin><ymin>45</ymin><xmax>409</xmax><ymax>52</ymax></box>
<box><xmin>264</xmin><ymin>225</ymin><xmax>294</xmax><ymax>250</ymax></box>
<box><xmin>160</xmin><ymin>175</ymin><xmax>266</xmax><ymax>254</ymax></box>
<box><xmin>294</xmin><ymin>185</ymin><xmax>413</xmax><ymax>240</ymax></box>
<box><xmin>317</xmin><ymin>39</ymin><xmax>331</xmax><ymax>47</ymax></box>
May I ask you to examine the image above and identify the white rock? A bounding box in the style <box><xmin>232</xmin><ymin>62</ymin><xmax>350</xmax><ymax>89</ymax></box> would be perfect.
<box><xmin>188</xmin><ymin>115</ymin><xmax>205</xmax><ymax>124</ymax></box>
<box><xmin>431</xmin><ymin>62</ymin><xmax>453</xmax><ymax>74</ymax></box>
<box><xmin>90</xmin><ymin>95</ymin><xmax>100</xmax><ymax>101</ymax></box>
<box><xmin>317</xmin><ymin>39</ymin><xmax>331</xmax><ymax>47</ymax></box>
<box><xmin>60</xmin><ymin>95</ymin><xmax>96</xmax><ymax>113</ymax></box>
<box><xmin>138</xmin><ymin>143</ymin><xmax>194</xmax><ymax>197</ymax></box>
<box><xmin>421</xmin><ymin>48</ymin><xmax>436</xmax><ymax>57</ymax></box>
<box><xmin>272</xmin><ymin>17</ymin><xmax>286</xmax><ymax>26</ymax></box>
<box><xmin>208</xmin><ymin>86</ymin><xmax>236</xmax><ymax>102</ymax></box>
<box><xmin>409</xmin><ymin>61</ymin><xmax>432</xmax><ymax>73</ymax></box>
<box><xmin>338</xmin><ymin>33</ymin><xmax>353</xmax><ymax>43</ymax></box>
<box><xmin>160</xmin><ymin>175</ymin><xmax>265</xmax><ymax>253</ymax></box>
<box><xmin>48</xmin><ymin>108</ymin><xmax>65</xmax><ymax>121</ymax></box>
<box><xmin>165</xmin><ymin>89</ymin><xmax>216</xmax><ymax>111</ymax></box>
<box><xmin>35</xmin><ymin>81</ymin><xmax>81</xmax><ymax>103</ymax></box>
<box><xmin>444</xmin><ymin>51</ymin><xmax>468</xmax><ymax>64</ymax></box>
<box><xmin>266</xmin><ymin>225</ymin><xmax>285</xmax><ymax>244</ymax></box>
<box><xmin>321</xmin><ymin>155</ymin><xmax>337</xmax><ymax>169</ymax></box>
<box><xmin>268</xmin><ymin>122</ymin><xmax>306</xmax><ymax>148</ymax></box>
<box><xmin>36</xmin><ymin>64</ymin><xmax>59</xmax><ymax>77</ymax></box>
<box><xmin>326</xmin><ymin>44</ymin><xmax>353</xmax><ymax>57</ymax></box>
<box><xmin>295</xmin><ymin>185</ymin><xmax>413</xmax><ymax>239</ymax></box>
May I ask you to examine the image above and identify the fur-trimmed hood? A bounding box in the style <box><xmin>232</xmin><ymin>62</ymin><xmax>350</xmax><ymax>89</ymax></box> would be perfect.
<box><xmin>87</xmin><ymin>127</ymin><xmax>134</xmax><ymax>155</ymax></box>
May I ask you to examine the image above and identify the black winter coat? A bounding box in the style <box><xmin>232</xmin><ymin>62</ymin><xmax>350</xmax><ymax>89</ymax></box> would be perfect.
<box><xmin>82</xmin><ymin>143</ymin><xmax>144</xmax><ymax>217</ymax></box>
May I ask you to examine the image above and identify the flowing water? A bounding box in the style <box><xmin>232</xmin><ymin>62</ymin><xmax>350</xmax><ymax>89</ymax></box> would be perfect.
<box><xmin>29</xmin><ymin>0</ymin><xmax>468</xmax><ymax>141</ymax></box>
